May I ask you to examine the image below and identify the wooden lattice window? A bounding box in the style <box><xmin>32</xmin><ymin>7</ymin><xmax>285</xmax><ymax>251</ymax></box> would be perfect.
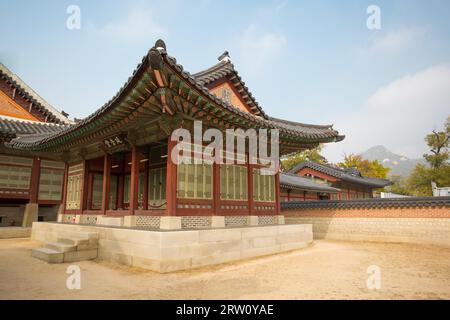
<box><xmin>177</xmin><ymin>163</ymin><xmax>212</xmax><ymax>199</ymax></box>
<box><xmin>252</xmin><ymin>168</ymin><xmax>275</xmax><ymax>202</ymax></box>
<box><xmin>38</xmin><ymin>168</ymin><xmax>64</xmax><ymax>201</ymax></box>
<box><xmin>0</xmin><ymin>165</ymin><xmax>31</xmax><ymax>189</ymax></box>
<box><xmin>220</xmin><ymin>164</ymin><xmax>248</xmax><ymax>200</ymax></box>
<box><xmin>91</xmin><ymin>173</ymin><xmax>103</xmax><ymax>209</ymax></box>
<box><xmin>149</xmin><ymin>167</ymin><xmax>167</xmax><ymax>208</ymax></box>
<box><xmin>0</xmin><ymin>155</ymin><xmax>33</xmax><ymax>189</ymax></box>
<box><xmin>66</xmin><ymin>174</ymin><xmax>82</xmax><ymax>209</ymax></box>
<box><xmin>123</xmin><ymin>173</ymin><xmax>145</xmax><ymax>208</ymax></box>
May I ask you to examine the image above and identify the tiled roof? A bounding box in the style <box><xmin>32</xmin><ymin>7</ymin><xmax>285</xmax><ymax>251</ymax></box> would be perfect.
<box><xmin>280</xmin><ymin>172</ymin><xmax>340</xmax><ymax>193</ymax></box>
<box><xmin>193</xmin><ymin>52</ymin><xmax>267</xmax><ymax>118</ymax></box>
<box><xmin>289</xmin><ymin>160</ymin><xmax>392</xmax><ymax>188</ymax></box>
<box><xmin>0</xmin><ymin>63</ymin><xmax>73</xmax><ymax>124</ymax></box>
<box><xmin>281</xmin><ymin>196</ymin><xmax>450</xmax><ymax>210</ymax></box>
<box><xmin>4</xmin><ymin>39</ymin><xmax>344</xmax><ymax>151</ymax></box>
<box><xmin>0</xmin><ymin>117</ymin><xmax>68</xmax><ymax>141</ymax></box>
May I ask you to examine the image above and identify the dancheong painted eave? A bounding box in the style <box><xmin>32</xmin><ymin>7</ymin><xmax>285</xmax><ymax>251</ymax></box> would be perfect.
<box><xmin>4</xmin><ymin>39</ymin><xmax>344</xmax><ymax>153</ymax></box>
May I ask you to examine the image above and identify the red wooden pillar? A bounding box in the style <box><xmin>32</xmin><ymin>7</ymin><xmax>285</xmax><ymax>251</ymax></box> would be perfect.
<box><xmin>129</xmin><ymin>145</ymin><xmax>139</xmax><ymax>215</ymax></box>
<box><xmin>101</xmin><ymin>154</ymin><xmax>111</xmax><ymax>215</ymax></box>
<box><xmin>60</xmin><ymin>163</ymin><xmax>69</xmax><ymax>214</ymax></box>
<box><xmin>247</xmin><ymin>162</ymin><xmax>254</xmax><ymax>215</ymax></box>
<box><xmin>143</xmin><ymin>159</ymin><xmax>149</xmax><ymax>210</ymax></box>
<box><xmin>275</xmin><ymin>171</ymin><xmax>281</xmax><ymax>215</ymax></box>
<box><xmin>79</xmin><ymin>160</ymin><xmax>89</xmax><ymax>213</ymax></box>
<box><xmin>212</xmin><ymin>162</ymin><xmax>220</xmax><ymax>215</ymax></box>
<box><xmin>165</xmin><ymin>139</ymin><xmax>177</xmax><ymax>216</ymax></box>
<box><xmin>29</xmin><ymin>157</ymin><xmax>41</xmax><ymax>203</ymax></box>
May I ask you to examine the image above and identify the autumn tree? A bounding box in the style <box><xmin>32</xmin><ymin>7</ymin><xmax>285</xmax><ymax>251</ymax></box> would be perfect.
<box><xmin>337</xmin><ymin>154</ymin><xmax>390</xmax><ymax>179</ymax></box>
<box><xmin>281</xmin><ymin>145</ymin><xmax>326</xmax><ymax>172</ymax></box>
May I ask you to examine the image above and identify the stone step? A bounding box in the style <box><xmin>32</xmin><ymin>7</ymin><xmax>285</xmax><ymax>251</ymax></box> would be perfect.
<box><xmin>59</xmin><ymin>231</ymin><xmax>99</xmax><ymax>241</ymax></box>
<box><xmin>45</xmin><ymin>242</ymin><xmax>77</xmax><ymax>253</ymax></box>
<box><xmin>31</xmin><ymin>247</ymin><xmax>64</xmax><ymax>263</ymax></box>
<box><xmin>57</xmin><ymin>237</ymin><xmax>90</xmax><ymax>246</ymax></box>
<box><xmin>63</xmin><ymin>249</ymin><xmax>98</xmax><ymax>263</ymax></box>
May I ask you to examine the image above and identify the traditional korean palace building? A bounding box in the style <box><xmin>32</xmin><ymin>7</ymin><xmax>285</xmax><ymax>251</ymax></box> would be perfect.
<box><xmin>0</xmin><ymin>40</ymin><xmax>344</xmax><ymax>229</ymax></box>
<box><xmin>287</xmin><ymin>161</ymin><xmax>392</xmax><ymax>200</ymax></box>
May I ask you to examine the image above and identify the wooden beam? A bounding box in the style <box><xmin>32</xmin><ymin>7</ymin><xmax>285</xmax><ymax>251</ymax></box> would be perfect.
<box><xmin>165</xmin><ymin>138</ymin><xmax>177</xmax><ymax>216</ymax></box>
<box><xmin>29</xmin><ymin>157</ymin><xmax>41</xmax><ymax>203</ymax></box>
<box><xmin>60</xmin><ymin>163</ymin><xmax>69</xmax><ymax>214</ymax></box>
<box><xmin>129</xmin><ymin>145</ymin><xmax>139</xmax><ymax>214</ymax></box>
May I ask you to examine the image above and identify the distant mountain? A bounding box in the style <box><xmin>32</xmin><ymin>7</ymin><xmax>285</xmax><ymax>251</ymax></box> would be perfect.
<box><xmin>360</xmin><ymin>145</ymin><xmax>426</xmax><ymax>177</ymax></box>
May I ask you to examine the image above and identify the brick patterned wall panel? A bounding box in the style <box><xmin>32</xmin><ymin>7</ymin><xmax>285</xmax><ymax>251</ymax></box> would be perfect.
<box><xmin>181</xmin><ymin>216</ymin><xmax>212</xmax><ymax>229</ymax></box>
<box><xmin>225</xmin><ymin>216</ymin><xmax>249</xmax><ymax>227</ymax></box>
<box><xmin>80</xmin><ymin>215</ymin><xmax>98</xmax><ymax>225</ymax></box>
<box><xmin>63</xmin><ymin>214</ymin><xmax>76</xmax><ymax>223</ymax></box>
<box><xmin>135</xmin><ymin>216</ymin><xmax>160</xmax><ymax>229</ymax></box>
<box><xmin>258</xmin><ymin>215</ymin><xmax>277</xmax><ymax>225</ymax></box>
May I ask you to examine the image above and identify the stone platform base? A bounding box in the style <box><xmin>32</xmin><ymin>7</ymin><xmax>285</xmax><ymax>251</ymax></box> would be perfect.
<box><xmin>31</xmin><ymin>222</ymin><xmax>313</xmax><ymax>273</ymax></box>
<box><xmin>0</xmin><ymin>227</ymin><xmax>32</xmax><ymax>239</ymax></box>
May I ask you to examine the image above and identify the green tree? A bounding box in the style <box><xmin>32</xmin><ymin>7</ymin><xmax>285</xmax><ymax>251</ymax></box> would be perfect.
<box><xmin>423</xmin><ymin>116</ymin><xmax>450</xmax><ymax>169</ymax></box>
<box><xmin>281</xmin><ymin>145</ymin><xmax>325</xmax><ymax>172</ymax></box>
<box><xmin>406</xmin><ymin>116</ymin><xmax>450</xmax><ymax>196</ymax></box>
<box><xmin>337</xmin><ymin>154</ymin><xmax>390</xmax><ymax>179</ymax></box>
<box><xmin>387</xmin><ymin>175</ymin><xmax>411</xmax><ymax>196</ymax></box>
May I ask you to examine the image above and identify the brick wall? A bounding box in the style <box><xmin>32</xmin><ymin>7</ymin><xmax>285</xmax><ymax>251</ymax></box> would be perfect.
<box><xmin>282</xmin><ymin>197</ymin><xmax>450</xmax><ymax>247</ymax></box>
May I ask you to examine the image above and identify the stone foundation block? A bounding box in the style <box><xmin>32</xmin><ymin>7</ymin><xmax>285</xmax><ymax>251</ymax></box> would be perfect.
<box><xmin>22</xmin><ymin>203</ymin><xmax>38</xmax><ymax>228</ymax></box>
<box><xmin>123</xmin><ymin>216</ymin><xmax>137</xmax><ymax>228</ymax></box>
<box><xmin>211</xmin><ymin>216</ymin><xmax>225</xmax><ymax>228</ymax></box>
<box><xmin>160</xmin><ymin>216</ymin><xmax>182</xmax><ymax>230</ymax></box>
<box><xmin>97</xmin><ymin>216</ymin><xmax>124</xmax><ymax>227</ymax></box>
<box><xmin>249</xmin><ymin>216</ymin><xmax>259</xmax><ymax>226</ymax></box>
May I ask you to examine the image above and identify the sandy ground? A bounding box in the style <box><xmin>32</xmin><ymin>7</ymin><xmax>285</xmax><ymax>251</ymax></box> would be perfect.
<box><xmin>0</xmin><ymin>238</ymin><xmax>449</xmax><ymax>300</ymax></box>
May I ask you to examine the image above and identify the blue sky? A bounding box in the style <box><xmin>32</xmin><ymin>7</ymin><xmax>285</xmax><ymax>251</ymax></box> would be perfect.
<box><xmin>1</xmin><ymin>0</ymin><xmax>449</xmax><ymax>162</ymax></box>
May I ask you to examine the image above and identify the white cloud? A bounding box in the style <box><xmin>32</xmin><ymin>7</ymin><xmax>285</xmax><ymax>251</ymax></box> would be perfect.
<box><xmin>235</xmin><ymin>24</ymin><xmax>287</xmax><ymax>71</ymax></box>
<box><xmin>90</xmin><ymin>3</ymin><xmax>166</xmax><ymax>40</ymax></box>
<box><xmin>364</xmin><ymin>27</ymin><xmax>426</xmax><ymax>54</ymax></box>
<box><xmin>323</xmin><ymin>65</ymin><xmax>450</xmax><ymax>162</ymax></box>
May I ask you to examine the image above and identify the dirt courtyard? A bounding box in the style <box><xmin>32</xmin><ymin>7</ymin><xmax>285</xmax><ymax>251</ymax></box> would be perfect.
<box><xmin>0</xmin><ymin>238</ymin><xmax>449</xmax><ymax>299</ymax></box>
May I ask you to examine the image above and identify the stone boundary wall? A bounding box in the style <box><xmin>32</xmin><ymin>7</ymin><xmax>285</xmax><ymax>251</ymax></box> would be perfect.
<box><xmin>282</xmin><ymin>197</ymin><xmax>450</xmax><ymax>247</ymax></box>
<box><xmin>0</xmin><ymin>227</ymin><xmax>31</xmax><ymax>239</ymax></box>
<box><xmin>32</xmin><ymin>222</ymin><xmax>313</xmax><ymax>273</ymax></box>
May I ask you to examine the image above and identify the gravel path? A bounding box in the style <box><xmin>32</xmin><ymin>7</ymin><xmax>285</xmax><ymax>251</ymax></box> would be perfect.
<box><xmin>0</xmin><ymin>238</ymin><xmax>449</xmax><ymax>299</ymax></box>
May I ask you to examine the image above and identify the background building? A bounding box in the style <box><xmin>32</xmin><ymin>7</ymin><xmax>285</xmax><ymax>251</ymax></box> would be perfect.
<box><xmin>288</xmin><ymin>161</ymin><xmax>391</xmax><ymax>200</ymax></box>
<box><xmin>0</xmin><ymin>63</ymin><xmax>72</xmax><ymax>226</ymax></box>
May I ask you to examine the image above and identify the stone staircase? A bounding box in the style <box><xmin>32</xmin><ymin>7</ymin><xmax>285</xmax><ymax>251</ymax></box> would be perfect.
<box><xmin>32</xmin><ymin>231</ymin><xmax>98</xmax><ymax>263</ymax></box>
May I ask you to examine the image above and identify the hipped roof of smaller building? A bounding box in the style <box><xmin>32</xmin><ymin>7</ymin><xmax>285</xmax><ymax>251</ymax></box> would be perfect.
<box><xmin>280</xmin><ymin>172</ymin><xmax>341</xmax><ymax>193</ymax></box>
<box><xmin>289</xmin><ymin>160</ymin><xmax>392</xmax><ymax>188</ymax></box>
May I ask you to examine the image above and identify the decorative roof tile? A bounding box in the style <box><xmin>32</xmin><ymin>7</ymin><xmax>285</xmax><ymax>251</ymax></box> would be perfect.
<box><xmin>281</xmin><ymin>196</ymin><xmax>450</xmax><ymax>210</ymax></box>
<box><xmin>280</xmin><ymin>172</ymin><xmax>340</xmax><ymax>193</ymax></box>
<box><xmin>0</xmin><ymin>117</ymin><xmax>69</xmax><ymax>141</ymax></box>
